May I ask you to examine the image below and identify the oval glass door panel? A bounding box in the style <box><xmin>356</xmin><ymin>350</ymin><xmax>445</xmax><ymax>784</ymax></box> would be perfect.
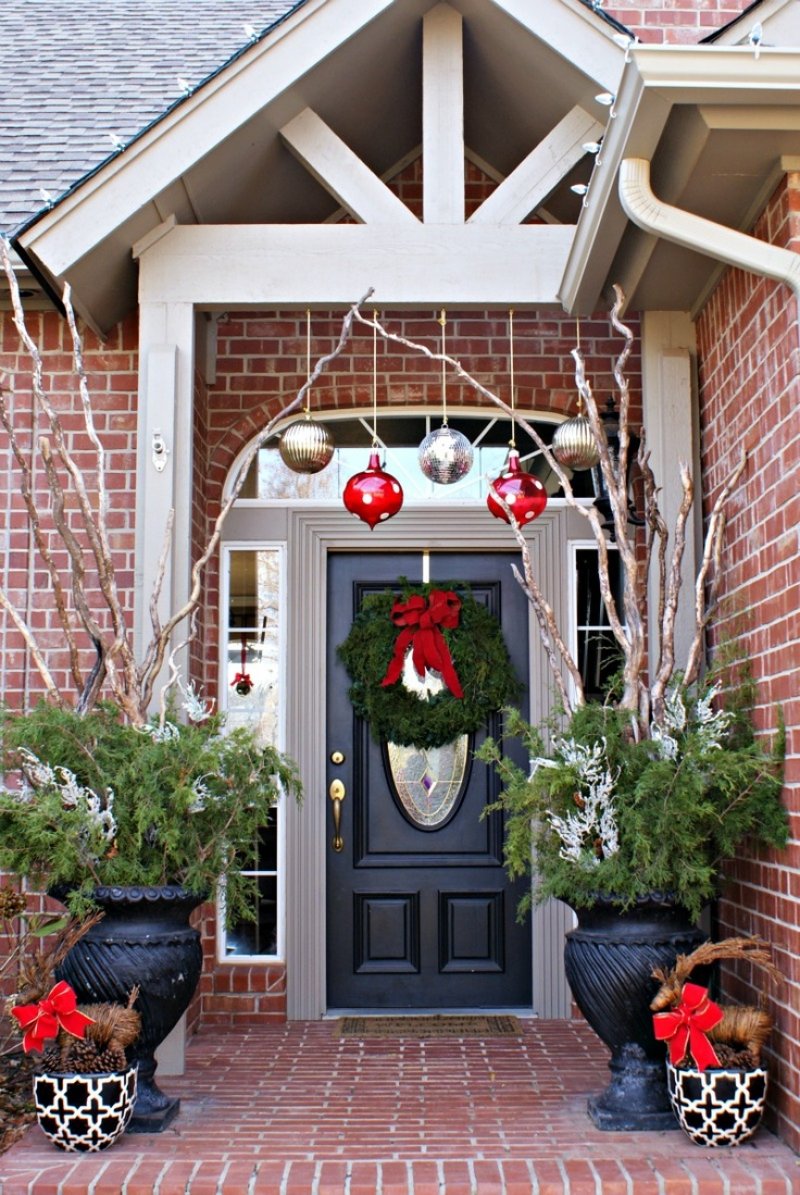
<box><xmin>386</xmin><ymin>736</ymin><xmax>469</xmax><ymax>829</ymax></box>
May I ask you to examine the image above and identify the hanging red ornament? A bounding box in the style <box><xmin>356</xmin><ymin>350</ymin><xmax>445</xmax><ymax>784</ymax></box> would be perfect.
<box><xmin>487</xmin><ymin>448</ymin><xmax>548</xmax><ymax>526</ymax></box>
<box><xmin>231</xmin><ymin>637</ymin><xmax>253</xmax><ymax>697</ymax></box>
<box><xmin>343</xmin><ymin>450</ymin><xmax>404</xmax><ymax>529</ymax></box>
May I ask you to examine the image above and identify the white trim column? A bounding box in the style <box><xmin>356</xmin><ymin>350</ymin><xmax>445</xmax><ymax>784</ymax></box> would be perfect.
<box><xmin>133</xmin><ymin>294</ymin><xmax>195</xmax><ymax>670</ymax></box>
<box><xmin>641</xmin><ymin>311</ymin><xmax>700</xmax><ymax>675</ymax></box>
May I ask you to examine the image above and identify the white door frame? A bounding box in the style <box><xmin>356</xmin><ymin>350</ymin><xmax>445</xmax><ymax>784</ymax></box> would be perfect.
<box><xmin>266</xmin><ymin>501</ymin><xmax>575</xmax><ymax>1020</ymax></box>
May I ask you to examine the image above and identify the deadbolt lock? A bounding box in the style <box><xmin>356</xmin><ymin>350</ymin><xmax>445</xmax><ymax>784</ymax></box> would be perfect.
<box><xmin>330</xmin><ymin>750</ymin><xmax>345</xmax><ymax>765</ymax></box>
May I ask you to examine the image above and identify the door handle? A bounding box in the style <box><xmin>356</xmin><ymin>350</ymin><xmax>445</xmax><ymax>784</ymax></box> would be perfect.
<box><xmin>329</xmin><ymin>778</ymin><xmax>345</xmax><ymax>852</ymax></box>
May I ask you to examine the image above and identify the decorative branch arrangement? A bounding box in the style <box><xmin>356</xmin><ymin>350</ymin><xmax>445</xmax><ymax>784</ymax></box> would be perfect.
<box><xmin>0</xmin><ymin>237</ymin><xmax>372</xmax><ymax>723</ymax></box>
<box><xmin>0</xmin><ymin>240</ymin><xmax>746</xmax><ymax>740</ymax></box>
<box><xmin>352</xmin><ymin>293</ymin><xmax>746</xmax><ymax>735</ymax></box>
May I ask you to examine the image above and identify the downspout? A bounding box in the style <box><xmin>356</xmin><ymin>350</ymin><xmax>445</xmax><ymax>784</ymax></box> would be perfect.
<box><xmin>618</xmin><ymin>157</ymin><xmax>800</xmax><ymax>301</ymax></box>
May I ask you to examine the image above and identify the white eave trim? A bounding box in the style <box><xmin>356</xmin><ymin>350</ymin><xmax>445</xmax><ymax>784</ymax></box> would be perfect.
<box><xmin>559</xmin><ymin>45</ymin><xmax>800</xmax><ymax>313</ymax></box>
<box><xmin>491</xmin><ymin>0</ymin><xmax>624</xmax><ymax>92</ymax></box>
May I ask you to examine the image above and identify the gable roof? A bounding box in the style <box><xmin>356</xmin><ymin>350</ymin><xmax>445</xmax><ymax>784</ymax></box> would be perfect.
<box><xmin>2</xmin><ymin>0</ymin><xmax>632</xmax><ymax>243</ymax></box>
<box><xmin>6</xmin><ymin>0</ymin><xmax>633</xmax><ymax>329</ymax></box>
<box><xmin>0</xmin><ymin>0</ymin><xmax>303</xmax><ymax>236</ymax></box>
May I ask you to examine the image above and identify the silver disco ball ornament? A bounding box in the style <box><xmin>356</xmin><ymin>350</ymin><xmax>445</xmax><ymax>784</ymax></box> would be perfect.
<box><xmin>551</xmin><ymin>414</ymin><xmax>601</xmax><ymax>471</ymax></box>
<box><xmin>418</xmin><ymin>425</ymin><xmax>474</xmax><ymax>484</ymax></box>
<box><xmin>278</xmin><ymin>417</ymin><xmax>335</xmax><ymax>474</ymax></box>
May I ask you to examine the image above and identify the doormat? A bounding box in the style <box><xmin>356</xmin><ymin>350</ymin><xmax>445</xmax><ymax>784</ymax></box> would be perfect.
<box><xmin>335</xmin><ymin>1014</ymin><xmax>522</xmax><ymax>1038</ymax></box>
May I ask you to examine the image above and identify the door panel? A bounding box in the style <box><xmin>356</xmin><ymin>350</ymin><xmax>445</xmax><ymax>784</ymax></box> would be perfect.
<box><xmin>326</xmin><ymin>551</ymin><xmax>531</xmax><ymax>1009</ymax></box>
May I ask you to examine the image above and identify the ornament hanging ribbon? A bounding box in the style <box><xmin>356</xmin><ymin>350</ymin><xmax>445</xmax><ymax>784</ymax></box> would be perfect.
<box><xmin>11</xmin><ymin>980</ymin><xmax>95</xmax><ymax>1054</ymax></box>
<box><xmin>652</xmin><ymin>982</ymin><xmax>723</xmax><ymax>1071</ymax></box>
<box><xmin>381</xmin><ymin>590</ymin><xmax>464</xmax><ymax>698</ymax></box>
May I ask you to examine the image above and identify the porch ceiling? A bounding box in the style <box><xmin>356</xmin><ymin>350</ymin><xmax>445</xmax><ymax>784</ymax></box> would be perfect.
<box><xmin>561</xmin><ymin>46</ymin><xmax>800</xmax><ymax>315</ymax></box>
<box><xmin>13</xmin><ymin>0</ymin><xmax>624</xmax><ymax>332</ymax></box>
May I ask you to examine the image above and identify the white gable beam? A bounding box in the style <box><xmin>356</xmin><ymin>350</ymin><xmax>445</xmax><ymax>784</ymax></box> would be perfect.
<box><xmin>280</xmin><ymin>109</ymin><xmax>418</xmax><ymax>225</ymax></box>
<box><xmin>491</xmin><ymin>0</ymin><xmax>623</xmax><ymax>92</ymax></box>
<box><xmin>469</xmin><ymin>106</ymin><xmax>604</xmax><ymax>226</ymax></box>
<box><xmin>136</xmin><ymin>224</ymin><xmax>574</xmax><ymax>306</ymax></box>
<box><xmin>423</xmin><ymin>4</ymin><xmax>465</xmax><ymax>224</ymax></box>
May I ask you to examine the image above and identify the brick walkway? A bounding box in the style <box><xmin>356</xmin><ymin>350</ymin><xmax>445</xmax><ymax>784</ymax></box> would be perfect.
<box><xmin>1</xmin><ymin>1021</ymin><xmax>798</xmax><ymax>1193</ymax></box>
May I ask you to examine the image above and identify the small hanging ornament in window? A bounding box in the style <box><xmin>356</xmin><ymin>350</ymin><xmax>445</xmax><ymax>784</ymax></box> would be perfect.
<box><xmin>487</xmin><ymin>310</ymin><xmax>548</xmax><ymax>526</ymax></box>
<box><xmin>418</xmin><ymin>311</ymin><xmax>474</xmax><ymax>484</ymax></box>
<box><xmin>342</xmin><ymin>311</ymin><xmax>404</xmax><ymax>529</ymax></box>
<box><xmin>232</xmin><ymin>637</ymin><xmax>253</xmax><ymax>697</ymax></box>
<box><xmin>278</xmin><ymin>310</ymin><xmax>335</xmax><ymax>474</ymax></box>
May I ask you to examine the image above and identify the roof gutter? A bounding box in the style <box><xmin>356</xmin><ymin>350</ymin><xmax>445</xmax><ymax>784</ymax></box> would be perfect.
<box><xmin>618</xmin><ymin>156</ymin><xmax>800</xmax><ymax>301</ymax></box>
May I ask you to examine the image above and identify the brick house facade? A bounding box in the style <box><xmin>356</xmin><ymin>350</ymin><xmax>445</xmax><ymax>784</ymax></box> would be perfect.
<box><xmin>2</xmin><ymin>0</ymin><xmax>800</xmax><ymax>1153</ymax></box>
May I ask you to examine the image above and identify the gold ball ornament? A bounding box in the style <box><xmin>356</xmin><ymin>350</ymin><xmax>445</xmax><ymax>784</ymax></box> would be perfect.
<box><xmin>278</xmin><ymin>418</ymin><xmax>335</xmax><ymax>474</ymax></box>
<box><xmin>551</xmin><ymin>414</ymin><xmax>601</xmax><ymax>471</ymax></box>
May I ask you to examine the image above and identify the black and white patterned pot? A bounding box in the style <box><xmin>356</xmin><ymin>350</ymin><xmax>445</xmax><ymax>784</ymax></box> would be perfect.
<box><xmin>33</xmin><ymin>1066</ymin><xmax>137</xmax><ymax>1152</ymax></box>
<box><xmin>666</xmin><ymin>1061</ymin><xmax>768</xmax><ymax>1147</ymax></box>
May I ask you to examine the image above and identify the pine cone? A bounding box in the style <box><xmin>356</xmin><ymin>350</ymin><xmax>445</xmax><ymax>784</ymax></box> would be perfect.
<box><xmin>713</xmin><ymin>1043</ymin><xmax>760</xmax><ymax>1070</ymax></box>
<box><xmin>64</xmin><ymin>1038</ymin><xmax>104</xmax><ymax>1074</ymax></box>
<box><xmin>39</xmin><ymin>1043</ymin><xmax>63</xmax><ymax>1072</ymax></box>
<box><xmin>0</xmin><ymin>885</ymin><xmax>27</xmax><ymax>919</ymax></box>
<box><xmin>95</xmin><ymin>1045</ymin><xmax>127</xmax><ymax>1073</ymax></box>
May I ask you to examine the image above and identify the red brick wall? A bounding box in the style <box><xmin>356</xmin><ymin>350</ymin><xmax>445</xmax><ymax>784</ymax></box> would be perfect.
<box><xmin>696</xmin><ymin>174</ymin><xmax>800</xmax><ymax>1151</ymax></box>
<box><xmin>606</xmin><ymin>1</ymin><xmax>754</xmax><ymax>44</ymax></box>
<box><xmin>0</xmin><ymin>311</ymin><xmax>138</xmax><ymax>709</ymax></box>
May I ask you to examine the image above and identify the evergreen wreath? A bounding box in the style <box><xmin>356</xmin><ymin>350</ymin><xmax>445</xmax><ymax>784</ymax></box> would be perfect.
<box><xmin>337</xmin><ymin>580</ymin><xmax>521</xmax><ymax>748</ymax></box>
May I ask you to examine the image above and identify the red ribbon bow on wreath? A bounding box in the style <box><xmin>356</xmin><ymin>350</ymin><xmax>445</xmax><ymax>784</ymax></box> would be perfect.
<box><xmin>652</xmin><ymin>982</ymin><xmax>723</xmax><ymax>1071</ymax></box>
<box><xmin>381</xmin><ymin>590</ymin><xmax>464</xmax><ymax>699</ymax></box>
<box><xmin>11</xmin><ymin>980</ymin><xmax>95</xmax><ymax>1054</ymax></box>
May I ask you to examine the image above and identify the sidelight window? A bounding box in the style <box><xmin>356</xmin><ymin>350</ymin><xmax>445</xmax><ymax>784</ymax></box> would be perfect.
<box><xmin>571</xmin><ymin>543</ymin><xmax>624</xmax><ymax>702</ymax></box>
<box><xmin>218</xmin><ymin>545</ymin><xmax>285</xmax><ymax>961</ymax></box>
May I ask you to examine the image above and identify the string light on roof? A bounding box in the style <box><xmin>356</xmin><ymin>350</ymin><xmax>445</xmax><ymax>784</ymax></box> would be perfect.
<box><xmin>748</xmin><ymin>22</ymin><xmax>763</xmax><ymax>59</ymax></box>
<box><xmin>612</xmin><ymin>32</ymin><xmax>639</xmax><ymax>61</ymax></box>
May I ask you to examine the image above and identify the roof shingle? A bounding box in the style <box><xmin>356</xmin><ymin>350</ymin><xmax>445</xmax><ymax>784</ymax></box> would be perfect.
<box><xmin>0</xmin><ymin>0</ymin><xmax>301</xmax><ymax>234</ymax></box>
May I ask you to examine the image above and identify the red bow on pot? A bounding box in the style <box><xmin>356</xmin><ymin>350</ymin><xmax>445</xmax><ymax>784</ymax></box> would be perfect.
<box><xmin>11</xmin><ymin>980</ymin><xmax>95</xmax><ymax>1054</ymax></box>
<box><xmin>381</xmin><ymin>590</ymin><xmax>463</xmax><ymax>699</ymax></box>
<box><xmin>652</xmin><ymin>982</ymin><xmax>723</xmax><ymax>1071</ymax></box>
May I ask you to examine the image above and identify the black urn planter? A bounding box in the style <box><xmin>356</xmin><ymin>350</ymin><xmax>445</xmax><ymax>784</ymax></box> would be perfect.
<box><xmin>564</xmin><ymin>895</ymin><xmax>705</xmax><ymax>1131</ymax></box>
<box><xmin>56</xmin><ymin>885</ymin><xmax>204</xmax><ymax>1133</ymax></box>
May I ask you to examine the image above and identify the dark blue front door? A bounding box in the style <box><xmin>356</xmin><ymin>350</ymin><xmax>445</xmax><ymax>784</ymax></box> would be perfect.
<box><xmin>326</xmin><ymin>551</ymin><xmax>532</xmax><ymax>1009</ymax></box>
